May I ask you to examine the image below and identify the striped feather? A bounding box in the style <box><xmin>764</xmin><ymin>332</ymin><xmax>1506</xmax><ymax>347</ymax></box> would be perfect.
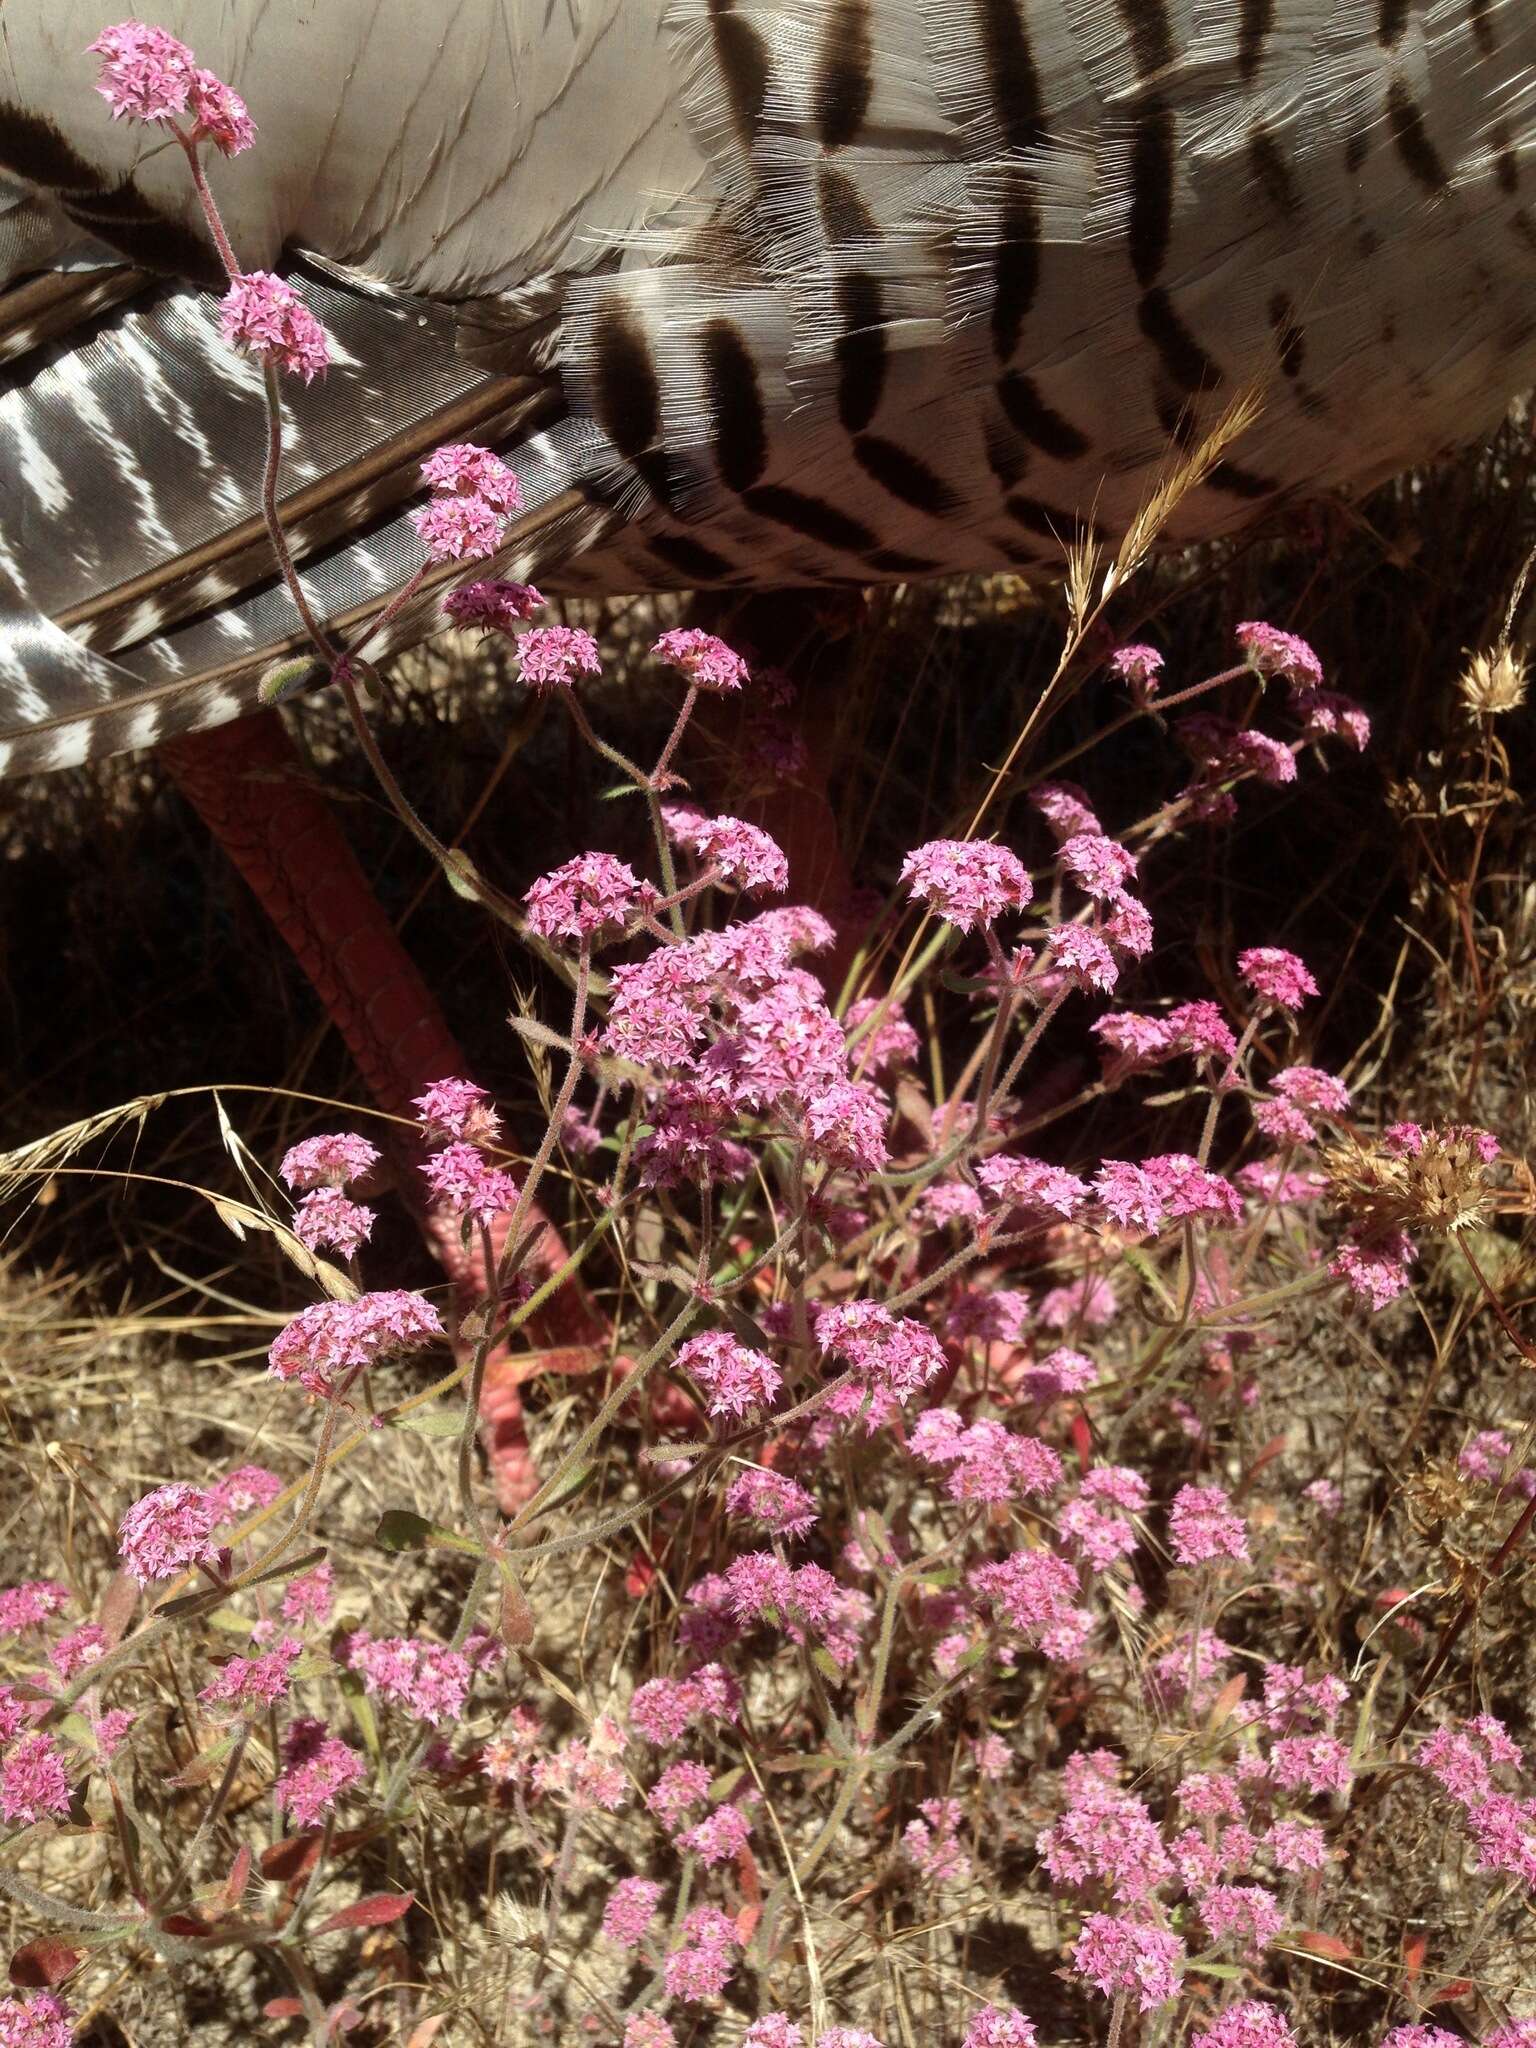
<box><xmin>0</xmin><ymin>0</ymin><xmax>1533</xmax><ymax>774</ymax></box>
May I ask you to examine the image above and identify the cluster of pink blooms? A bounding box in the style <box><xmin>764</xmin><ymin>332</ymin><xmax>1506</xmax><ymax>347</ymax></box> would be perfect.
<box><xmin>268</xmin><ymin>1289</ymin><xmax>443</xmax><ymax>1398</ymax></box>
<box><xmin>218</xmin><ymin>272</ymin><xmax>331</xmax><ymax>381</ymax></box>
<box><xmin>516</xmin><ymin>624</ymin><xmax>603</xmax><ymax>691</ymax></box>
<box><xmin>525</xmin><ymin>852</ymin><xmax>652</xmax><ymax>944</ymax></box>
<box><xmin>629</xmin><ymin>1662</ymin><xmax>741</xmax><ymax>1745</ymax></box>
<box><xmin>663</xmin><ymin>805</ymin><xmax>791</xmax><ymax>894</ymax></box>
<box><xmin>345</xmin><ymin>1632</ymin><xmax>473</xmax><ymax>1725</ymax></box>
<box><xmin>652</xmin><ymin>628</ymin><xmax>749</xmax><ymax>692</ymax></box>
<box><xmin>662</xmin><ymin>1905</ymin><xmax>742</xmax><ymax>2001</ymax></box>
<box><xmin>673</xmin><ymin>1331</ymin><xmax>782</xmax><ymax>1419</ymax></box>
<box><xmin>410</xmin><ymin>442</ymin><xmax>521</xmax><ymax>563</ymax></box>
<box><xmin>1168</xmin><ymin>1483</ymin><xmax>1250</xmax><ymax>1566</ymax></box>
<box><xmin>0</xmin><ymin>1581</ymin><xmax>69</xmax><ymax>1638</ymax></box>
<box><xmin>89</xmin><ymin>20</ymin><xmax>254</xmax><ymax>151</ymax></box>
<box><xmin>444</xmin><ymin>577</ymin><xmax>544</xmax><ymax>635</ymax></box>
<box><xmin>278</xmin><ymin>1720</ymin><xmax>367</xmax><ymax>1830</ymax></box>
<box><xmin>0</xmin><ymin>1991</ymin><xmax>74</xmax><ymax>2048</ymax></box>
<box><xmin>280</xmin><ymin>1128</ymin><xmax>379</xmax><ymax>1259</ymax></box>
<box><xmin>118</xmin><ymin>1482</ymin><xmax>221</xmax><ymax>1583</ymax></box>
<box><xmin>901</xmin><ymin>839</ymin><xmax>1033</xmax><ymax>932</ymax></box>
<box><xmin>902</xmin><ymin>1795</ymin><xmax>973</xmax><ymax>1883</ymax></box>
<box><xmin>1418</xmin><ymin>1715</ymin><xmax>1536</xmax><ymax>1885</ymax></box>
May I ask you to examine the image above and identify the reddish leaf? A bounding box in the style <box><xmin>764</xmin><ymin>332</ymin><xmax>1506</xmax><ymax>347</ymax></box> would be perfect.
<box><xmin>95</xmin><ymin>1571</ymin><xmax>139</xmax><ymax>1650</ymax></box>
<box><xmin>1295</xmin><ymin>1931</ymin><xmax>1357</xmax><ymax>1961</ymax></box>
<box><xmin>221</xmin><ymin>1842</ymin><xmax>253</xmax><ymax>1911</ymax></box>
<box><xmin>264</xmin><ymin>1999</ymin><xmax>306</xmax><ymax>2020</ymax></box>
<box><xmin>405</xmin><ymin>2017</ymin><xmax>449</xmax><ymax>2048</ymax></box>
<box><xmin>160</xmin><ymin>1913</ymin><xmax>214</xmax><ymax>1938</ymax></box>
<box><xmin>261</xmin><ymin>1827</ymin><xmax>371</xmax><ymax>1883</ymax></box>
<box><xmin>1435</xmin><ymin>1980</ymin><xmax>1475</xmax><ymax>2004</ymax></box>
<box><xmin>9</xmin><ymin>1939</ymin><xmax>80</xmax><ymax>1989</ymax></box>
<box><xmin>1069</xmin><ymin>1410</ymin><xmax>1093</xmax><ymax>1473</ymax></box>
<box><xmin>1402</xmin><ymin>1932</ymin><xmax>1428</xmax><ymax>1984</ymax></box>
<box><xmin>624</xmin><ymin>1552</ymin><xmax>656</xmax><ymax>1598</ymax></box>
<box><xmin>1241</xmin><ymin>1436</ymin><xmax>1288</xmax><ymax>1485</ymax></box>
<box><xmin>499</xmin><ymin>1576</ymin><xmax>535</xmax><ymax>1649</ymax></box>
<box><xmin>317</xmin><ymin>1892</ymin><xmax>415</xmax><ymax>1935</ymax></box>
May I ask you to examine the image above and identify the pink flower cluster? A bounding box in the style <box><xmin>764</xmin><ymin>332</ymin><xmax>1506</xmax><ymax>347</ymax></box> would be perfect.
<box><xmin>346</xmin><ymin>1633</ymin><xmax>472</xmax><ymax>1725</ymax></box>
<box><xmin>0</xmin><ymin>1991</ymin><xmax>73</xmax><ymax>2048</ymax></box>
<box><xmin>517</xmin><ymin>624</ymin><xmax>603</xmax><ymax>691</ymax></box>
<box><xmin>278</xmin><ymin>1720</ymin><xmax>366</xmax><ymax>1829</ymax></box>
<box><xmin>268</xmin><ymin>1289</ymin><xmax>443</xmax><ymax>1398</ymax></box>
<box><xmin>118</xmin><ymin>1482</ymin><xmax>221</xmax><ymax>1583</ymax></box>
<box><xmin>1168</xmin><ymin>1484</ymin><xmax>1250</xmax><ymax>1566</ymax></box>
<box><xmin>1094</xmin><ymin>1154</ymin><xmax>1242</xmax><ymax>1236</ymax></box>
<box><xmin>1418</xmin><ymin>1715</ymin><xmax>1536</xmax><ymax>1884</ymax></box>
<box><xmin>909</xmin><ymin>1409</ymin><xmax>1063</xmax><ymax>1505</ymax></box>
<box><xmin>628</xmin><ymin>1662</ymin><xmax>741</xmax><ymax>1746</ymax></box>
<box><xmin>525</xmin><ymin>852</ymin><xmax>650</xmax><ymax>945</ymax></box>
<box><xmin>901</xmin><ymin>839</ymin><xmax>1033</xmax><ymax>932</ymax></box>
<box><xmin>219</xmin><ymin>272</ymin><xmax>330</xmax><ymax>381</ymax></box>
<box><xmin>444</xmin><ymin>578</ymin><xmax>544</xmax><ymax>634</ymax></box>
<box><xmin>1070</xmin><ymin>1912</ymin><xmax>1185</xmax><ymax>2010</ymax></box>
<box><xmin>602</xmin><ymin>1875</ymin><xmax>663</xmax><ymax>1948</ymax></box>
<box><xmin>674</xmin><ymin>1331</ymin><xmax>782</xmax><ymax>1419</ymax></box>
<box><xmin>410</xmin><ymin>443</ymin><xmax>521</xmax><ymax>564</ymax></box>
<box><xmin>652</xmin><ymin>629</ymin><xmax>749</xmax><ymax>693</ymax></box>
<box><xmin>663</xmin><ymin>806</ymin><xmax>790</xmax><ymax>895</ymax></box>
<box><xmin>89</xmin><ymin>21</ymin><xmax>255</xmax><ymax>152</ymax></box>
<box><xmin>662</xmin><ymin>1904</ymin><xmax>742</xmax><ymax>2000</ymax></box>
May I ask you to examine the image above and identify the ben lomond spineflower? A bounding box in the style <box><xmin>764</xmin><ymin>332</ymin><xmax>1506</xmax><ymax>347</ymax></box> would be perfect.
<box><xmin>280</xmin><ymin>1131</ymin><xmax>379</xmax><ymax>1191</ymax></box>
<box><xmin>1238</xmin><ymin>946</ymin><xmax>1318</xmax><ymax>1011</ymax></box>
<box><xmin>419</xmin><ymin>444</ymin><xmax>521</xmax><ymax>514</ymax></box>
<box><xmin>421</xmin><ymin>1142</ymin><xmax>520</xmax><ymax>1220</ymax></box>
<box><xmin>118</xmin><ymin>1483</ymin><xmax>220</xmax><ymax>1583</ymax></box>
<box><xmin>652</xmin><ymin>628</ymin><xmax>749</xmax><ymax>692</ymax></box>
<box><xmin>517</xmin><ymin>625</ymin><xmax>602</xmax><ymax>690</ymax></box>
<box><xmin>0</xmin><ymin>1989</ymin><xmax>74</xmax><ymax>2048</ymax></box>
<box><xmin>444</xmin><ymin>578</ymin><xmax>544</xmax><ymax>633</ymax></box>
<box><xmin>524</xmin><ymin>853</ymin><xmax>649</xmax><ymax>944</ymax></box>
<box><xmin>89</xmin><ymin>23</ymin><xmax>255</xmax><ymax>154</ymax></box>
<box><xmin>218</xmin><ymin>272</ymin><xmax>331</xmax><ymax>381</ymax></box>
<box><xmin>674</xmin><ymin>1331</ymin><xmax>781</xmax><ymax>1418</ymax></box>
<box><xmin>900</xmin><ymin>839</ymin><xmax>1033</xmax><ymax>931</ymax></box>
<box><xmin>268</xmin><ymin>1290</ymin><xmax>444</xmax><ymax>1398</ymax></box>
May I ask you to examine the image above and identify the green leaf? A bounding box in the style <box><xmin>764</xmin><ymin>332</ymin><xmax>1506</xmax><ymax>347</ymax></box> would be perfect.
<box><xmin>339</xmin><ymin>1671</ymin><xmax>381</xmax><ymax>1763</ymax></box>
<box><xmin>597</xmin><ymin>782</ymin><xmax>645</xmax><ymax>801</ymax></box>
<box><xmin>390</xmin><ymin>1408</ymin><xmax>471</xmax><ymax>1440</ymax></box>
<box><xmin>373</xmin><ymin>1509</ymin><xmax>483</xmax><ymax>1558</ymax></box>
<box><xmin>809</xmin><ymin>1647</ymin><xmax>844</xmax><ymax>1685</ymax></box>
<box><xmin>1187</xmin><ymin>1961</ymin><xmax>1243</xmax><ymax>1981</ymax></box>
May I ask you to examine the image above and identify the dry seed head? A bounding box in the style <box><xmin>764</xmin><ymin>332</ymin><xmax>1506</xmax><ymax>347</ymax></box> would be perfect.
<box><xmin>1322</xmin><ymin>1130</ymin><xmax>1493</xmax><ymax>1237</ymax></box>
<box><xmin>1457</xmin><ymin>644</ymin><xmax>1527</xmax><ymax>718</ymax></box>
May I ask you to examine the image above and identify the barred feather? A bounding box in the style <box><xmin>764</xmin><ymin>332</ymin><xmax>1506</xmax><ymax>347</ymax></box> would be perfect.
<box><xmin>1</xmin><ymin>0</ymin><xmax>1534</xmax><ymax>774</ymax></box>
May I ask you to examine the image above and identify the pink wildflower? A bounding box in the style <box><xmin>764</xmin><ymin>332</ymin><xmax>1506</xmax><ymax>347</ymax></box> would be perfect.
<box><xmin>409</xmin><ymin>493</ymin><xmax>505</xmax><ymax>563</ymax></box>
<box><xmin>1198</xmin><ymin>1882</ymin><xmax>1283</xmax><ymax>1956</ymax></box>
<box><xmin>1268</xmin><ymin>1733</ymin><xmax>1353</xmax><ymax>1796</ymax></box>
<box><xmin>1484</xmin><ymin>2028</ymin><xmax>1536</xmax><ymax>2048</ymax></box>
<box><xmin>819</xmin><ymin>2033</ymin><xmax>885</xmax><ymax>2048</ymax></box>
<box><xmin>187</xmin><ymin>68</ymin><xmax>256</xmax><ymax>154</ymax></box>
<box><xmin>0</xmin><ymin>1734</ymin><xmax>71</xmax><ymax>1826</ymax></box>
<box><xmin>1167</xmin><ymin>999</ymin><xmax>1238</xmax><ymax>1062</ymax></box>
<box><xmin>518</xmin><ymin>624</ymin><xmax>602</xmax><ymax>690</ymax></box>
<box><xmin>1070</xmin><ymin>1914</ymin><xmax>1185</xmax><ymax>2010</ymax></box>
<box><xmin>1047</xmin><ymin>924</ymin><xmax>1119</xmax><ymax>993</ymax></box>
<box><xmin>49</xmin><ymin>1625</ymin><xmax>106</xmax><ymax>1681</ymax></box>
<box><xmin>420</xmin><ymin>1142</ymin><xmax>519</xmax><ymax>1220</ymax></box>
<box><xmin>413</xmin><ymin>1078</ymin><xmax>501</xmax><ymax>1146</ymax></box>
<box><xmin>524</xmin><ymin>852</ymin><xmax>647</xmax><ymax>943</ymax></box>
<box><xmin>663</xmin><ymin>1905</ymin><xmax>741</xmax><ymax>2000</ymax></box>
<box><xmin>815</xmin><ymin>1301</ymin><xmax>945</xmax><ymax>1406</ymax></box>
<box><xmin>744</xmin><ymin>2021</ymin><xmax>804</xmax><ymax>2048</ymax></box>
<box><xmin>1266</xmin><ymin>1818</ymin><xmax>1328</xmax><ymax>1872</ymax></box>
<box><xmin>118</xmin><ymin>1482</ymin><xmax>219</xmax><ymax>1583</ymax></box>
<box><xmin>278</xmin><ymin>1723</ymin><xmax>365</xmax><ymax>1829</ymax></box>
<box><xmin>281</xmin><ymin>1562</ymin><xmax>334</xmax><ymax>1627</ymax></box>
<box><xmin>944</xmin><ymin>1287</ymin><xmax>1032</xmax><ymax>1343</ymax></box>
<box><xmin>268</xmin><ymin>1290</ymin><xmax>442</xmax><ymax>1398</ymax></box>
<box><xmin>1381</xmin><ymin>2032</ymin><xmax>1463</xmax><ymax>2048</ymax></box>
<box><xmin>964</xmin><ymin>2011</ymin><xmax>1039</xmax><ymax>2048</ymax></box>
<box><xmin>347</xmin><ymin>1632</ymin><xmax>471</xmax><ymax>1724</ymax></box>
<box><xmin>219</xmin><ymin>272</ymin><xmax>330</xmax><ymax>381</ymax></box>
<box><xmin>726</xmin><ymin>1466</ymin><xmax>819</xmax><ymax>1537</ymax></box>
<box><xmin>902</xmin><ymin>1796</ymin><xmax>972</xmax><ymax>1884</ymax></box>
<box><xmin>1295</xmin><ymin>687</ymin><xmax>1371</xmax><ymax>750</ymax></box>
<box><xmin>665</xmin><ymin>810</ymin><xmax>789</xmax><ymax>894</ymax></box>
<box><xmin>602</xmin><ymin>1876</ymin><xmax>663</xmax><ymax>1948</ymax></box>
<box><xmin>900</xmin><ymin>840</ymin><xmax>1033</xmax><ymax>931</ymax></box>
<box><xmin>0</xmin><ymin>1581</ymin><xmax>69</xmax><ymax>1638</ymax></box>
<box><xmin>1032</xmin><ymin>781</ymin><xmax>1101</xmax><ymax>840</ymax></box>
<box><xmin>1093</xmin><ymin>1012</ymin><xmax>1173</xmax><ymax>1073</ymax></box>
<box><xmin>208</xmin><ymin>1465</ymin><xmax>284</xmax><ymax>1520</ymax></box>
<box><xmin>1038</xmin><ymin>1273</ymin><xmax>1119</xmax><ymax>1331</ymax></box>
<box><xmin>970</xmin><ymin>1550</ymin><xmax>1091</xmax><ymax>1660</ymax></box>
<box><xmin>1169</xmin><ymin>1484</ymin><xmax>1249</xmax><ymax>1565</ymax></box>
<box><xmin>444</xmin><ymin>578</ymin><xmax>543</xmax><ymax>632</ymax></box>
<box><xmin>677</xmin><ymin>1800</ymin><xmax>754</xmax><ymax>1865</ymax></box>
<box><xmin>199</xmin><ymin>1637</ymin><xmax>301</xmax><ymax>1714</ymax></box>
<box><xmin>1331</xmin><ymin>1230</ymin><xmax>1415</xmax><ymax>1309</ymax></box>
<box><xmin>1109</xmin><ymin>643</ymin><xmax>1164</xmax><ymax>699</ymax></box>
<box><xmin>846</xmin><ymin>995</ymin><xmax>921</xmax><ymax>1075</ymax></box>
<box><xmin>647</xmin><ymin>1760</ymin><xmax>713</xmax><ymax>1827</ymax></box>
<box><xmin>1238</xmin><ymin>946</ymin><xmax>1318</xmax><ymax>1010</ymax></box>
<box><xmin>674</xmin><ymin>1331</ymin><xmax>781</xmax><ymax>1418</ymax></box>
<box><xmin>292</xmin><ymin>1187</ymin><xmax>374</xmax><ymax>1258</ymax></box>
<box><xmin>1192</xmin><ymin>2003</ymin><xmax>1297</xmax><ymax>2048</ymax></box>
<box><xmin>1059</xmin><ymin>833</ymin><xmax>1138</xmax><ymax>901</ymax></box>
<box><xmin>419</xmin><ymin>444</ymin><xmax>521</xmax><ymax>514</ymax></box>
<box><xmin>1018</xmin><ymin>1346</ymin><xmax>1098</xmax><ymax>1402</ymax></box>
<box><xmin>279</xmin><ymin>1131</ymin><xmax>379</xmax><ymax>1190</ymax></box>
<box><xmin>805</xmin><ymin>1081</ymin><xmax>890</xmax><ymax>1172</ymax></box>
<box><xmin>651</xmin><ymin>628</ymin><xmax>748</xmax><ymax>692</ymax></box>
<box><xmin>0</xmin><ymin>1991</ymin><xmax>74</xmax><ymax>2048</ymax></box>
<box><xmin>1236</xmin><ymin>621</ymin><xmax>1324</xmax><ymax>689</ymax></box>
<box><xmin>88</xmin><ymin>21</ymin><xmax>194</xmax><ymax>121</ymax></box>
<box><xmin>977</xmin><ymin>1154</ymin><xmax>1090</xmax><ymax>1218</ymax></box>
<box><xmin>624</xmin><ymin>2021</ymin><xmax>677</xmax><ymax>2048</ymax></box>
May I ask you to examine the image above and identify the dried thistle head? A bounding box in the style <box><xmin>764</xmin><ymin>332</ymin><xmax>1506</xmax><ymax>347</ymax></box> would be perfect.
<box><xmin>1458</xmin><ymin>644</ymin><xmax>1527</xmax><ymax>719</ymax></box>
<box><xmin>1322</xmin><ymin>1127</ymin><xmax>1495</xmax><ymax>1237</ymax></box>
<box><xmin>1402</xmin><ymin>1457</ymin><xmax>1476</xmax><ymax>1542</ymax></box>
